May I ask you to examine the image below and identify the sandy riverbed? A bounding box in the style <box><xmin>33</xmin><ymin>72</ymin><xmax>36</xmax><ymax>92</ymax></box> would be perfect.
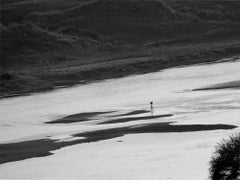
<box><xmin>0</xmin><ymin>58</ymin><xmax>239</xmax><ymax>179</ymax></box>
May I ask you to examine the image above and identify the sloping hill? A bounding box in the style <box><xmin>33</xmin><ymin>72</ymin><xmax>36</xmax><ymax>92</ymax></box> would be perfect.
<box><xmin>66</xmin><ymin>0</ymin><xmax>177</xmax><ymax>21</ymax></box>
<box><xmin>0</xmin><ymin>0</ymin><xmax>92</xmax><ymax>25</ymax></box>
<box><xmin>1</xmin><ymin>0</ymin><xmax>240</xmax><ymax>97</ymax></box>
<box><xmin>0</xmin><ymin>22</ymin><xmax>99</xmax><ymax>67</ymax></box>
<box><xmin>1</xmin><ymin>0</ymin><xmax>240</xmax><ymax>68</ymax></box>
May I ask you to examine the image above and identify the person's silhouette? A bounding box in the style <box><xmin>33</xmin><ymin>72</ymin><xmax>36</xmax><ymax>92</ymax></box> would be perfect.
<box><xmin>150</xmin><ymin>102</ymin><xmax>154</xmax><ymax>115</ymax></box>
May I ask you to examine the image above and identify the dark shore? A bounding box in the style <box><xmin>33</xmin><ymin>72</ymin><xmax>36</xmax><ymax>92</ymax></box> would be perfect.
<box><xmin>0</xmin><ymin>122</ymin><xmax>237</xmax><ymax>164</ymax></box>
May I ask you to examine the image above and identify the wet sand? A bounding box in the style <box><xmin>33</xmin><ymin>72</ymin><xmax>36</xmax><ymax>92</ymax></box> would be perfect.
<box><xmin>0</xmin><ymin>122</ymin><xmax>236</xmax><ymax>164</ymax></box>
<box><xmin>46</xmin><ymin>111</ymin><xmax>114</xmax><ymax>124</ymax></box>
<box><xmin>111</xmin><ymin>110</ymin><xmax>150</xmax><ymax>117</ymax></box>
<box><xmin>99</xmin><ymin>114</ymin><xmax>173</xmax><ymax>124</ymax></box>
<box><xmin>194</xmin><ymin>80</ymin><xmax>240</xmax><ymax>91</ymax></box>
<box><xmin>45</xmin><ymin>110</ymin><xmax>166</xmax><ymax>124</ymax></box>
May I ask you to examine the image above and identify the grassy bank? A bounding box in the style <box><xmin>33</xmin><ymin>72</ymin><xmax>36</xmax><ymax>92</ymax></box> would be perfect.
<box><xmin>1</xmin><ymin>40</ymin><xmax>240</xmax><ymax>98</ymax></box>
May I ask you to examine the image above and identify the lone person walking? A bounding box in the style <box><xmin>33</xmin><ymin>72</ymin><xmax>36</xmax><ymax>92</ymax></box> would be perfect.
<box><xmin>150</xmin><ymin>101</ymin><xmax>154</xmax><ymax>115</ymax></box>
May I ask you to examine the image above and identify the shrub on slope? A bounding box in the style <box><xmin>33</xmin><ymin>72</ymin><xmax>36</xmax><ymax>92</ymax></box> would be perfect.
<box><xmin>209</xmin><ymin>133</ymin><xmax>240</xmax><ymax>180</ymax></box>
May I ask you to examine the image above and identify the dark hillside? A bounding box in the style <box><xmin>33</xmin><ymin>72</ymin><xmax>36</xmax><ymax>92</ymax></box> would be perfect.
<box><xmin>0</xmin><ymin>22</ymin><xmax>100</xmax><ymax>67</ymax></box>
<box><xmin>0</xmin><ymin>0</ymin><xmax>240</xmax><ymax>97</ymax></box>
<box><xmin>0</xmin><ymin>0</ymin><xmax>92</xmax><ymax>25</ymax></box>
<box><xmin>21</xmin><ymin>0</ymin><xmax>240</xmax><ymax>43</ymax></box>
<box><xmin>66</xmin><ymin>0</ymin><xmax>177</xmax><ymax>21</ymax></box>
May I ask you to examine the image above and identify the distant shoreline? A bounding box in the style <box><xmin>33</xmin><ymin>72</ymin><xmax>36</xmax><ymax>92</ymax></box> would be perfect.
<box><xmin>1</xmin><ymin>42</ymin><xmax>240</xmax><ymax>99</ymax></box>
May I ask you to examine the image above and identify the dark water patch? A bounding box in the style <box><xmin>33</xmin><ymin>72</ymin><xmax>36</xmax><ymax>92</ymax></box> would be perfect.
<box><xmin>111</xmin><ymin>110</ymin><xmax>150</xmax><ymax>117</ymax></box>
<box><xmin>0</xmin><ymin>123</ymin><xmax>237</xmax><ymax>164</ymax></box>
<box><xmin>193</xmin><ymin>80</ymin><xmax>240</xmax><ymax>91</ymax></box>
<box><xmin>76</xmin><ymin>123</ymin><xmax>237</xmax><ymax>142</ymax></box>
<box><xmin>99</xmin><ymin>114</ymin><xmax>173</xmax><ymax>124</ymax></box>
<box><xmin>46</xmin><ymin>111</ymin><xmax>115</xmax><ymax>124</ymax></box>
<box><xmin>0</xmin><ymin>139</ymin><xmax>62</xmax><ymax>164</ymax></box>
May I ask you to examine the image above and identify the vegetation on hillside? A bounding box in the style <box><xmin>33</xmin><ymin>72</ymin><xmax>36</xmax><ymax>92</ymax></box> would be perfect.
<box><xmin>209</xmin><ymin>133</ymin><xmax>240</xmax><ymax>180</ymax></box>
<box><xmin>0</xmin><ymin>22</ymin><xmax>100</xmax><ymax>67</ymax></box>
<box><xmin>1</xmin><ymin>0</ymin><xmax>240</xmax><ymax>68</ymax></box>
<box><xmin>1</xmin><ymin>0</ymin><xmax>240</xmax><ymax>97</ymax></box>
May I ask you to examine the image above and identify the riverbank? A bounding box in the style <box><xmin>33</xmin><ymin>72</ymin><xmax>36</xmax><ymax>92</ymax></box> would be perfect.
<box><xmin>1</xmin><ymin>40</ymin><xmax>240</xmax><ymax>99</ymax></box>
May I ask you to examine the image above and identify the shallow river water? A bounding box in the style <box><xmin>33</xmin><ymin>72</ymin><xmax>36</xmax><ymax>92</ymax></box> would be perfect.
<box><xmin>0</xmin><ymin>59</ymin><xmax>240</xmax><ymax>179</ymax></box>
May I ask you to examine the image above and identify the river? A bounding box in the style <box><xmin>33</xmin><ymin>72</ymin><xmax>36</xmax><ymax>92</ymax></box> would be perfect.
<box><xmin>0</xmin><ymin>58</ymin><xmax>240</xmax><ymax>179</ymax></box>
